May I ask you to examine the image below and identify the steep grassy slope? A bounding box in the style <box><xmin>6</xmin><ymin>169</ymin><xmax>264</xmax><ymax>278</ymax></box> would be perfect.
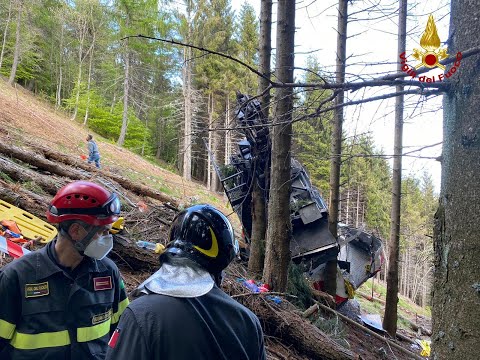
<box><xmin>0</xmin><ymin>79</ymin><xmax>228</xmax><ymax>211</ymax></box>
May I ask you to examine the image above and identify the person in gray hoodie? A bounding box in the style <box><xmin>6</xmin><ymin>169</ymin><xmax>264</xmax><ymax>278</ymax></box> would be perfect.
<box><xmin>86</xmin><ymin>134</ymin><xmax>101</xmax><ymax>168</ymax></box>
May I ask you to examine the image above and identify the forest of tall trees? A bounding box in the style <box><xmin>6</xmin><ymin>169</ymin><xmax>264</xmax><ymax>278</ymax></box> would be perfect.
<box><xmin>0</xmin><ymin>0</ymin><xmax>438</xmax><ymax>308</ymax></box>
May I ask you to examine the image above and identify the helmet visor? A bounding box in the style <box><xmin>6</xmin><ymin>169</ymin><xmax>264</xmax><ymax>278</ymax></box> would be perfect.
<box><xmin>103</xmin><ymin>193</ymin><xmax>121</xmax><ymax>217</ymax></box>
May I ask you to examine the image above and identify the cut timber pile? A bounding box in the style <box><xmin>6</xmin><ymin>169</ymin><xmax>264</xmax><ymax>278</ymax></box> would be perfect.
<box><xmin>0</xmin><ymin>140</ymin><xmax>178</xmax><ymax>205</ymax></box>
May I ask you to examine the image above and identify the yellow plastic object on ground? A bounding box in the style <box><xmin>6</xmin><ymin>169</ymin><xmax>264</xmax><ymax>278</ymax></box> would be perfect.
<box><xmin>420</xmin><ymin>340</ymin><xmax>431</xmax><ymax>357</ymax></box>
<box><xmin>110</xmin><ymin>217</ymin><xmax>124</xmax><ymax>234</ymax></box>
<box><xmin>0</xmin><ymin>200</ymin><xmax>57</xmax><ymax>243</ymax></box>
<box><xmin>155</xmin><ymin>243</ymin><xmax>165</xmax><ymax>254</ymax></box>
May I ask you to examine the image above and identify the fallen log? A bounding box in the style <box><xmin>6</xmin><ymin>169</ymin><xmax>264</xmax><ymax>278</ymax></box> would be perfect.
<box><xmin>314</xmin><ymin>302</ymin><xmax>424</xmax><ymax>360</ymax></box>
<box><xmin>356</xmin><ymin>291</ymin><xmax>386</xmax><ymax>305</ymax></box>
<box><xmin>398</xmin><ymin>314</ymin><xmax>432</xmax><ymax>336</ymax></box>
<box><xmin>0</xmin><ymin>141</ymin><xmax>85</xmax><ymax>180</ymax></box>
<box><xmin>224</xmin><ymin>279</ymin><xmax>359</xmax><ymax>360</ymax></box>
<box><xmin>110</xmin><ymin>235</ymin><xmax>160</xmax><ymax>272</ymax></box>
<box><xmin>0</xmin><ymin>156</ymin><xmax>65</xmax><ymax>195</ymax></box>
<box><xmin>262</xmin><ymin>301</ymin><xmax>359</xmax><ymax>359</ymax></box>
<box><xmin>28</xmin><ymin>143</ymin><xmax>179</xmax><ymax>206</ymax></box>
<box><xmin>0</xmin><ymin>179</ymin><xmax>51</xmax><ymax>219</ymax></box>
<box><xmin>396</xmin><ymin>331</ymin><xmax>417</xmax><ymax>345</ymax></box>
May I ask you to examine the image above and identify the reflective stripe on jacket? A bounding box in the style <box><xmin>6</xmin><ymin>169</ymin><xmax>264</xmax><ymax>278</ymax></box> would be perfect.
<box><xmin>0</xmin><ymin>240</ymin><xmax>129</xmax><ymax>359</ymax></box>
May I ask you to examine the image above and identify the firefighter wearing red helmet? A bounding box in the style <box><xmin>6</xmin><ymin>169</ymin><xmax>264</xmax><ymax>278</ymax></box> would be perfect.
<box><xmin>105</xmin><ymin>204</ymin><xmax>266</xmax><ymax>360</ymax></box>
<box><xmin>0</xmin><ymin>181</ymin><xmax>129</xmax><ymax>360</ymax></box>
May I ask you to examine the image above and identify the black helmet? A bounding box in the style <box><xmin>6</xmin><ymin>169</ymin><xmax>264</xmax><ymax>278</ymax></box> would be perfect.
<box><xmin>166</xmin><ymin>204</ymin><xmax>239</xmax><ymax>273</ymax></box>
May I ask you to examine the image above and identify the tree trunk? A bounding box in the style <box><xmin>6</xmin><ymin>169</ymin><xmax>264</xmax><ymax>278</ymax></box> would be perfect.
<box><xmin>421</xmin><ymin>263</ymin><xmax>429</xmax><ymax>308</ymax></box>
<box><xmin>383</xmin><ymin>0</ymin><xmax>407</xmax><ymax>337</ymax></box>
<box><xmin>83</xmin><ymin>44</ymin><xmax>95</xmax><ymax>126</ymax></box>
<box><xmin>0</xmin><ymin>141</ymin><xmax>84</xmax><ymax>180</ymax></box>
<box><xmin>248</xmin><ymin>181</ymin><xmax>266</xmax><ymax>275</ymax></box>
<box><xmin>224</xmin><ymin>96</ymin><xmax>230</xmax><ymax>165</ymax></box>
<box><xmin>56</xmin><ymin>18</ymin><xmax>64</xmax><ymax>109</ymax></box>
<box><xmin>211</xmin><ymin>118</ymin><xmax>220</xmax><ymax>192</ymax></box>
<box><xmin>0</xmin><ymin>157</ymin><xmax>64</xmax><ymax>195</ymax></box>
<box><xmin>261</xmin><ymin>304</ymin><xmax>359</xmax><ymax>359</ymax></box>
<box><xmin>141</xmin><ymin>117</ymin><xmax>148</xmax><ymax>156</ymax></box>
<box><xmin>182</xmin><ymin>25</ymin><xmax>192</xmax><ymax>180</ymax></box>
<box><xmin>262</xmin><ymin>0</ymin><xmax>295</xmax><ymax>292</ymax></box>
<box><xmin>345</xmin><ymin>188</ymin><xmax>350</xmax><ymax>224</ymax></box>
<box><xmin>0</xmin><ymin>0</ymin><xmax>13</xmax><ymax>70</ymax></box>
<box><xmin>214</xmin><ymin>97</ymin><xmax>226</xmax><ymax>193</ymax></box>
<box><xmin>432</xmin><ymin>0</ymin><xmax>480</xmax><ymax>358</ymax></box>
<box><xmin>8</xmin><ymin>2</ymin><xmax>21</xmax><ymax>86</ymax></box>
<box><xmin>0</xmin><ymin>179</ymin><xmax>51</xmax><ymax>219</ymax></box>
<box><xmin>399</xmin><ymin>250</ymin><xmax>404</xmax><ymax>296</ymax></box>
<box><xmin>355</xmin><ymin>185</ymin><xmax>360</xmax><ymax>227</ymax></box>
<box><xmin>71</xmin><ymin>17</ymin><xmax>87</xmax><ymax>120</ymax></box>
<box><xmin>248</xmin><ymin>0</ymin><xmax>272</xmax><ymax>276</ymax></box>
<box><xmin>258</xmin><ymin>0</ymin><xmax>272</xmax><ymax>119</ymax></box>
<box><xmin>207</xmin><ymin>94</ymin><xmax>212</xmax><ymax>190</ymax></box>
<box><xmin>156</xmin><ymin>117</ymin><xmax>164</xmax><ymax>159</ymax></box>
<box><xmin>402</xmin><ymin>248</ymin><xmax>407</xmax><ymax>296</ymax></box>
<box><xmin>118</xmin><ymin>47</ymin><xmax>130</xmax><ymax>146</ymax></box>
<box><xmin>83</xmin><ymin>39</ymin><xmax>95</xmax><ymax>126</ymax></box>
<box><xmin>326</xmin><ymin>0</ymin><xmax>348</xmax><ymax>297</ymax></box>
<box><xmin>110</xmin><ymin>92</ymin><xmax>116</xmax><ymax>114</ymax></box>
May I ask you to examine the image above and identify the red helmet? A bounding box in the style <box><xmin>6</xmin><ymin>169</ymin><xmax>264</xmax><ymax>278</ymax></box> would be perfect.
<box><xmin>47</xmin><ymin>181</ymin><xmax>121</xmax><ymax>226</ymax></box>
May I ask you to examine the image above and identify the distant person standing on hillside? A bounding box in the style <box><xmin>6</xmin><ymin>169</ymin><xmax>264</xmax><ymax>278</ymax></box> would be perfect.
<box><xmin>86</xmin><ymin>134</ymin><xmax>101</xmax><ymax>169</ymax></box>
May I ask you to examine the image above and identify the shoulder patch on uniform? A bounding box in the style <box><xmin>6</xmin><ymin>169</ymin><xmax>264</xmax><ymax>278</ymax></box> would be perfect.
<box><xmin>108</xmin><ymin>328</ymin><xmax>120</xmax><ymax>348</ymax></box>
<box><xmin>92</xmin><ymin>309</ymin><xmax>112</xmax><ymax>325</ymax></box>
<box><xmin>25</xmin><ymin>282</ymin><xmax>49</xmax><ymax>298</ymax></box>
<box><xmin>94</xmin><ymin>276</ymin><xmax>112</xmax><ymax>291</ymax></box>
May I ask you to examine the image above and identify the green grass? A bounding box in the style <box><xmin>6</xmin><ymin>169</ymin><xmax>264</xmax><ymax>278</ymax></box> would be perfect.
<box><xmin>356</xmin><ymin>278</ymin><xmax>431</xmax><ymax>331</ymax></box>
<box><xmin>357</xmin><ymin>296</ymin><xmax>383</xmax><ymax>314</ymax></box>
<box><xmin>0</xmin><ymin>172</ymin><xmax>14</xmax><ymax>183</ymax></box>
<box><xmin>145</xmin><ymin>156</ymin><xmax>179</xmax><ymax>174</ymax></box>
<box><xmin>122</xmin><ymin>170</ymin><xmax>180</xmax><ymax>198</ymax></box>
<box><xmin>158</xmin><ymin>185</ymin><xmax>175</xmax><ymax>196</ymax></box>
<box><xmin>361</xmin><ymin>279</ymin><xmax>386</xmax><ymax>297</ymax></box>
<box><xmin>314</xmin><ymin>315</ymin><xmax>350</xmax><ymax>348</ymax></box>
<box><xmin>22</xmin><ymin>181</ymin><xmax>47</xmax><ymax>195</ymax></box>
<box><xmin>356</xmin><ymin>296</ymin><xmax>413</xmax><ymax>331</ymax></box>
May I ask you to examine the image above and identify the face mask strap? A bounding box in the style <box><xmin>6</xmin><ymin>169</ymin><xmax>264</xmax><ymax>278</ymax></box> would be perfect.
<box><xmin>73</xmin><ymin>225</ymin><xmax>102</xmax><ymax>254</ymax></box>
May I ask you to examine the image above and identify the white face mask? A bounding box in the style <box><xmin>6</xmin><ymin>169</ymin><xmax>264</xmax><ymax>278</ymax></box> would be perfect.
<box><xmin>83</xmin><ymin>234</ymin><xmax>113</xmax><ymax>260</ymax></box>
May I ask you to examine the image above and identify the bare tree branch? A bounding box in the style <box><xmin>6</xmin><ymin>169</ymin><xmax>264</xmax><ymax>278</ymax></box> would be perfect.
<box><xmin>123</xmin><ymin>34</ymin><xmax>274</xmax><ymax>85</ymax></box>
<box><xmin>123</xmin><ymin>35</ymin><xmax>480</xmax><ymax>93</ymax></box>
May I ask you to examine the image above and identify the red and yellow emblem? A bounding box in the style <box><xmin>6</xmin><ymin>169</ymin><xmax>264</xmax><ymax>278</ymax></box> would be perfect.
<box><xmin>413</xmin><ymin>15</ymin><xmax>448</xmax><ymax>70</ymax></box>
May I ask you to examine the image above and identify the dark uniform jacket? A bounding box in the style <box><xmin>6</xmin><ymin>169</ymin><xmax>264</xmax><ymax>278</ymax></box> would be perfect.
<box><xmin>105</xmin><ymin>286</ymin><xmax>266</xmax><ymax>360</ymax></box>
<box><xmin>0</xmin><ymin>240</ymin><xmax>129</xmax><ymax>360</ymax></box>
